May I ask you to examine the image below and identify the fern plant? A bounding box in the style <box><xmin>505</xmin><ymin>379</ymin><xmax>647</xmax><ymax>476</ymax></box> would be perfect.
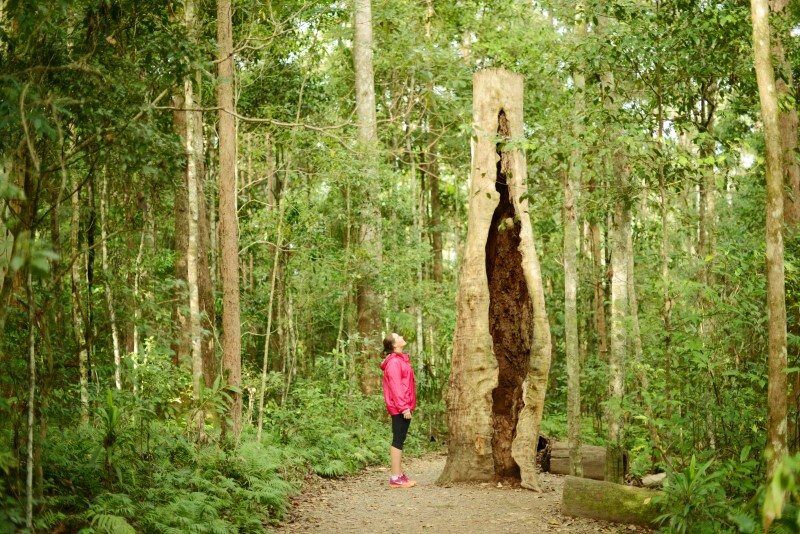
<box><xmin>654</xmin><ymin>455</ymin><xmax>730</xmax><ymax>533</ymax></box>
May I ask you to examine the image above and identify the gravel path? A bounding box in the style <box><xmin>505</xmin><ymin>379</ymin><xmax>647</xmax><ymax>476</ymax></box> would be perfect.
<box><xmin>278</xmin><ymin>452</ymin><xmax>651</xmax><ymax>533</ymax></box>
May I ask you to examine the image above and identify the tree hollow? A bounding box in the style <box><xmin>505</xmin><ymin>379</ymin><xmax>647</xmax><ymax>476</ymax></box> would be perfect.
<box><xmin>487</xmin><ymin>110</ymin><xmax>534</xmax><ymax>480</ymax></box>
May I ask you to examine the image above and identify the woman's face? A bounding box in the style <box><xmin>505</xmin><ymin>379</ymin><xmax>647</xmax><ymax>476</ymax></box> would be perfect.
<box><xmin>392</xmin><ymin>333</ymin><xmax>406</xmax><ymax>351</ymax></box>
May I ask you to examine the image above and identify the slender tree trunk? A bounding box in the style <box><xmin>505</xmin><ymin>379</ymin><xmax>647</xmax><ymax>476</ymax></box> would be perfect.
<box><xmin>25</xmin><ymin>270</ymin><xmax>34</xmax><ymax>531</ymax></box>
<box><xmin>183</xmin><ymin>0</ymin><xmax>204</xmax><ymax>438</ymax></box>
<box><xmin>657</xmin><ymin>96</ymin><xmax>673</xmax><ymax>417</ymax></box>
<box><xmin>132</xmin><ymin>214</ymin><xmax>146</xmax><ymax>395</ymax></box>
<box><xmin>217</xmin><ymin>0</ymin><xmax>242</xmax><ymax>437</ymax></box>
<box><xmin>589</xmin><ymin>202</ymin><xmax>608</xmax><ymax>361</ymax></box>
<box><xmin>601</xmin><ymin>64</ymin><xmax>629</xmax><ymax>483</ymax></box>
<box><xmin>565</xmin><ymin>14</ymin><xmax>585</xmax><ymax>476</ymax></box>
<box><xmin>353</xmin><ymin>0</ymin><xmax>383</xmax><ymax>394</ymax></box>
<box><xmin>100</xmin><ymin>171</ymin><xmax>122</xmax><ymax>390</ymax></box>
<box><xmin>427</xmin><ymin>150</ymin><xmax>443</xmax><ymax>284</ymax></box>
<box><xmin>257</xmin><ymin>193</ymin><xmax>284</xmax><ymax>441</ymax></box>
<box><xmin>751</xmin><ymin>0</ymin><xmax>788</xmax><ymax>478</ymax></box>
<box><xmin>172</xmin><ymin>99</ymin><xmax>190</xmax><ymax>368</ymax></box>
<box><xmin>70</xmin><ymin>173</ymin><xmax>89</xmax><ymax>422</ymax></box>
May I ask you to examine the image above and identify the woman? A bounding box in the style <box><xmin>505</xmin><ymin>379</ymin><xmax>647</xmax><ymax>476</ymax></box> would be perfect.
<box><xmin>380</xmin><ymin>332</ymin><xmax>417</xmax><ymax>488</ymax></box>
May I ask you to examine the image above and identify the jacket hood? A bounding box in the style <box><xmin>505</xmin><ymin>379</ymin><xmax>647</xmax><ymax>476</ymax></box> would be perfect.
<box><xmin>380</xmin><ymin>352</ymin><xmax>409</xmax><ymax>370</ymax></box>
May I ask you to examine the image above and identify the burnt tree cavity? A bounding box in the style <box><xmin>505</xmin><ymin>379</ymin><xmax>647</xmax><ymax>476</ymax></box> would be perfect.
<box><xmin>486</xmin><ymin>110</ymin><xmax>534</xmax><ymax>480</ymax></box>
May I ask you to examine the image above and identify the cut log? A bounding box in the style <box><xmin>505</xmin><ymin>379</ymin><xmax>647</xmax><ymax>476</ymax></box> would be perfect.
<box><xmin>549</xmin><ymin>441</ymin><xmax>607</xmax><ymax>480</ymax></box>
<box><xmin>562</xmin><ymin>476</ymin><xmax>661</xmax><ymax>527</ymax></box>
<box><xmin>642</xmin><ymin>472</ymin><xmax>667</xmax><ymax>488</ymax></box>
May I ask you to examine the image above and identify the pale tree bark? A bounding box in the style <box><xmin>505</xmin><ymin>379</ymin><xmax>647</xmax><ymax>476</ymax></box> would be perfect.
<box><xmin>217</xmin><ymin>0</ymin><xmax>242</xmax><ymax>437</ymax></box>
<box><xmin>183</xmin><ymin>0</ymin><xmax>204</xmax><ymax>438</ymax></box>
<box><xmin>132</xmin><ymin>212</ymin><xmax>146</xmax><ymax>395</ymax></box>
<box><xmin>565</xmin><ymin>9</ymin><xmax>585</xmax><ymax>477</ymax></box>
<box><xmin>601</xmin><ymin>64</ymin><xmax>629</xmax><ymax>484</ymax></box>
<box><xmin>353</xmin><ymin>0</ymin><xmax>383</xmax><ymax>394</ymax></box>
<box><xmin>100</xmin><ymin>171</ymin><xmax>121</xmax><ymax>390</ymax></box>
<box><xmin>439</xmin><ymin>69</ymin><xmax>551</xmax><ymax>490</ymax></box>
<box><xmin>751</xmin><ymin>0</ymin><xmax>788</xmax><ymax>479</ymax></box>
<box><xmin>70</xmin><ymin>173</ymin><xmax>89</xmax><ymax>422</ymax></box>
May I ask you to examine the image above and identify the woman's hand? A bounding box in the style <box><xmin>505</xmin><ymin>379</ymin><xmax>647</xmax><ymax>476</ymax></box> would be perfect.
<box><xmin>403</xmin><ymin>409</ymin><xmax>412</xmax><ymax>420</ymax></box>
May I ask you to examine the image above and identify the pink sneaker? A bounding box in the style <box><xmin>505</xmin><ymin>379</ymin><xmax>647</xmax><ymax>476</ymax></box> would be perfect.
<box><xmin>389</xmin><ymin>474</ymin><xmax>417</xmax><ymax>488</ymax></box>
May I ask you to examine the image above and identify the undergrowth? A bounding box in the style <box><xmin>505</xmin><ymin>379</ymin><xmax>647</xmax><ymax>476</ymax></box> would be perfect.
<box><xmin>3</xmin><ymin>371</ymin><xmax>442</xmax><ymax>533</ymax></box>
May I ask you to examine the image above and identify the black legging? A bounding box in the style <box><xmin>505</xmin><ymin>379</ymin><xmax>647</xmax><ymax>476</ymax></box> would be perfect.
<box><xmin>391</xmin><ymin>413</ymin><xmax>411</xmax><ymax>450</ymax></box>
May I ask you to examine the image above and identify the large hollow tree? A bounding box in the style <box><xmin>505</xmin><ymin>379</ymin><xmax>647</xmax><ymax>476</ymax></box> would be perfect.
<box><xmin>438</xmin><ymin>69</ymin><xmax>552</xmax><ymax>490</ymax></box>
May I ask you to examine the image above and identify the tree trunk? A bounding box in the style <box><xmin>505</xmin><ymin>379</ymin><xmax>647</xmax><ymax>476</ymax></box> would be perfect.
<box><xmin>427</xmin><ymin>150</ymin><xmax>443</xmax><ymax>284</ymax></box>
<box><xmin>100</xmin><ymin>170</ymin><xmax>122</xmax><ymax>390</ymax></box>
<box><xmin>132</xmin><ymin>212</ymin><xmax>146</xmax><ymax>395</ymax></box>
<box><xmin>438</xmin><ymin>69</ymin><xmax>552</xmax><ymax>490</ymax></box>
<box><xmin>751</xmin><ymin>0</ymin><xmax>788</xmax><ymax>478</ymax></box>
<box><xmin>172</xmin><ymin>99</ymin><xmax>190</xmax><ymax>367</ymax></box>
<box><xmin>589</xmin><ymin>208</ymin><xmax>608</xmax><ymax>362</ymax></box>
<box><xmin>217</xmin><ymin>0</ymin><xmax>242</xmax><ymax>437</ymax></box>
<box><xmin>257</xmin><ymin>190</ymin><xmax>284</xmax><ymax>441</ymax></box>
<box><xmin>771</xmin><ymin>0</ymin><xmax>800</xmax><ymax>226</ymax></box>
<box><xmin>607</xmin><ymin>175</ymin><xmax>629</xmax><ymax>484</ymax></box>
<box><xmin>25</xmin><ymin>271</ymin><xmax>35</xmax><ymax>530</ymax></box>
<box><xmin>70</xmin><ymin>173</ymin><xmax>89</xmax><ymax>422</ymax></box>
<box><xmin>565</xmin><ymin>8</ymin><xmax>585</xmax><ymax>478</ymax></box>
<box><xmin>353</xmin><ymin>0</ymin><xmax>383</xmax><ymax>394</ymax></box>
<box><xmin>182</xmin><ymin>0</ymin><xmax>205</xmax><ymax>437</ymax></box>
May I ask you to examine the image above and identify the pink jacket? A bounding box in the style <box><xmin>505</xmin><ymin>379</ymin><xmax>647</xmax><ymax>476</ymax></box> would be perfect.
<box><xmin>380</xmin><ymin>352</ymin><xmax>417</xmax><ymax>416</ymax></box>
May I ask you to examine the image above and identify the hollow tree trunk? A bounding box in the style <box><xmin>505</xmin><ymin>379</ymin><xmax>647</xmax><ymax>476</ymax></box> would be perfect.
<box><xmin>751</xmin><ymin>0</ymin><xmax>788</xmax><ymax>478</ymax></box>
<box><xmin>217</xmin><ymin>0</ymin><xmax>242</xmax><ymax>437</ymax></box>
<box><xmin>438</xmin><ymin>69</ymin><xmax>552</xmax><ymax>490</ymax></box>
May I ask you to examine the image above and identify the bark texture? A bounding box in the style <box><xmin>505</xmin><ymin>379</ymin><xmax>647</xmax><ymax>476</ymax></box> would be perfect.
<box><xmin>353</xmin><ymin>0</ymin><xmax>383</xmax><ymax>394</ymax></box>
<box><xmin>438</xmin><ymin>69</ymin><xmax>552</xmax><ymax>490</ymax></box>
<box><xmin>751</xmin><ymin>0</ymin><xmax>788</xmax><ymax>477</ymax></box>
<box><xmin>771</xmin><ymin>0</ymin><xmax>800</xmax><ymax>226</ymax></box>
<box><xmin>217</xmin><ymin>0</ymin><xmax>242</xmax><ymax>437</ymax></box>
<box><xmin>565</xmin><ymin>13</ymin><xmax>585</xmax><ymax>477</ymax></box>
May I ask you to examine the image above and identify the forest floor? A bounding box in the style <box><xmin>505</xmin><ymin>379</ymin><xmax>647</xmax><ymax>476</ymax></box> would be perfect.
<box><xmin>278</xmin><ymin>451</ymin><xmax>651</xmax><ymax>533</ymax></box>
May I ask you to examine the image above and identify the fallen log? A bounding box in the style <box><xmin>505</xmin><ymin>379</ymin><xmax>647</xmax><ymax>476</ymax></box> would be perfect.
<box><xmin>562</xmin><ymin>476</ymin><xmax>661</xmax><ymax>527</ymax></box>
<box><xmin>548</xmin><ymin>441</ymin><xmax>626</xmax><ymax>480</ymax></box>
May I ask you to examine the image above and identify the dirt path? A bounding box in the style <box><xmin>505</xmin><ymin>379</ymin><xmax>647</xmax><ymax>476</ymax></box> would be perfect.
<box><xmin>279</xmin><ymin>452</ymin><xmax>650</xmax><ymax>533</ymax></box>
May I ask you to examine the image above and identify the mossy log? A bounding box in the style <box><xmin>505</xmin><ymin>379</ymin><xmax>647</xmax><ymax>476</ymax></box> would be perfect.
<box><xmin>561</xmin><ymin>476</ymin><xmax>661</xmax><ymax>527</ymax></box>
